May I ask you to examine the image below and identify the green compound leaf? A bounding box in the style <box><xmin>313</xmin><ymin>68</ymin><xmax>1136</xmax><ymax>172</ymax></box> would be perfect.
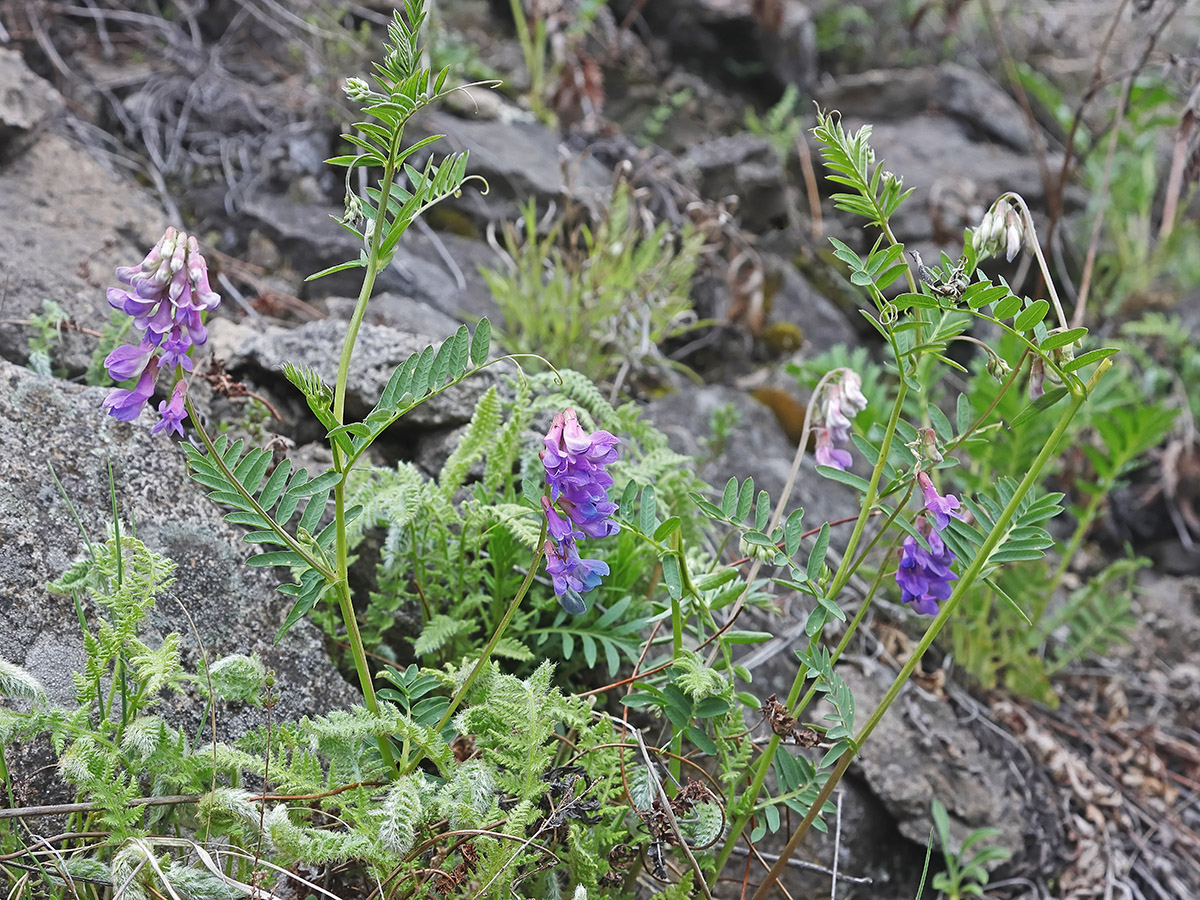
<box><xmin>817</xmin><ymin>465</ymin><xmax>871</xmax><ymax>493</ymax></box>
<box><xmin>1063</xmin><ymin>346</ymin><xmax>1119</xmax><ymax>372</ymax></box>
<box><xmin>991</xmin><ymin>294</ymin><xmax>1022</xmax><ymax>319</ymax></box>
<box><xmin>1013</xmin><ymin>299</ymin><xmax>1050</xmax><ymax>332</ymax></box>
<box><xmin>784</xmin><ymin>508</ymin><xmax>805</xmax><ymax>558</ymax></box>
<box><xmin>1010</xmin><ymin>386</ymin><xmax>1069</xmax><ymax>427</ymax></box>
<box><xmin>1040</xmin><ymin>327</ymin><xmax>1088</xmax><ymax>351</ymax></box>
<box><xmin>328</xmin><ymin>322</ymin><xmax>492</xmax><ymax>462</ymax></box>
<box><xmin>183</xmin><ymin>437</ymin><xmax>342</xmax><ymax>638</ymax></box>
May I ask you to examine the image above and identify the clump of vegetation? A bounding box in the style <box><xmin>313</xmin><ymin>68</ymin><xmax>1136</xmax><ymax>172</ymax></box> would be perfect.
<box><xmin>483</xmin><ymin>178</ymin><xmax>705</xmax><ymax>394</ymax></box>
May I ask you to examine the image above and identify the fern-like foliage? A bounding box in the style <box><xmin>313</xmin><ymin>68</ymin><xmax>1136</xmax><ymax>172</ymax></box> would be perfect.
<box><xmin>796</xmin><ymin>645</ymin><xmax>856</xmax><ymax>766</ymax></box>
<box><xmin>1040</xmin><ymin>556</ymin><xmax>1144</xmax><ymax>675</ymax></box>
<box><xmin>528</xmin><ymin>596</ymin><xmax>660</xmax><ymax>677</ymax></box>
<box><xmin>439</xmin><ymin>383</ymin><xmax>502</xmax><ymax>499</ymax></box>
<box><xmin>941</xmin><ymin>477</ymin><xmax>1062</xmax><ymax>571</ymax></box>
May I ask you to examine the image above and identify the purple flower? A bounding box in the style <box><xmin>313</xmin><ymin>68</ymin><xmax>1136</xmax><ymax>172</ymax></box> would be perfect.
<box><xmin>104</xmin><ymin>340</ymin><xmax>157</xmax><ymax>382</ymax></box>
<box><xmin>544</xmin><ymin>538</ymin><xmax>610</xmax><ymax>596</ymax></box>
<box><xmin>813</xmin><ymin>370</ymin><xmax>867</xmax><ymax>470</ymax></box>
<box><xmin>540</xmin><ymin>409</ymin><xmax>620</xmax><ymax>611</ymax></box>
<box><xmin>542</xmin><ymin>409</ymin><xmax>619</xmax><ymax>499</ymax></box>
<box><xmin>815</xmin><ymin>426</ymin><xmax>853</xmax><ymax>471</ymax></box>
<box><xmin>102</xmin><ymin>359</ymin><xmax>161</xmax><ymax>422</ymax></box>
<box><xmin>541</xmin><ymin>496</ymin><xmax>582</xmax><ymax>543</ymax></box>
<box><xmin>102</xmin><ymin>228</ymin><xmax>220</xmax><ymax>432</ymax></box>
<box><xmin>917</xmin><ymin>471</ymin><xmax>963</xmax><ymax>531</ymax></box>
<box><xmin>151</xmin><ymin>380</ymin><xmax>189</xmax><ymax>437</ymax></box>
<box><xmin>896</xmin><ymin>523</ymin><xmax>958</xmax><ymax>615</ymax></box>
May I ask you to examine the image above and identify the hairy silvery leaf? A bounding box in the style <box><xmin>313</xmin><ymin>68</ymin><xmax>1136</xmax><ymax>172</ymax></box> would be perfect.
<box><xmin>110</xmin><ymin>843</ymin><xmax>151</xmax><ymax>900</ymax></box>
<box><xmin>682</xmin><ymin>801</ymin><xmax>725</xmax><ymax>847</ymax></box>
<box><xmin>121</xmin><ymin>715</ymin><xmax>166</xmax><ymax>761</ymax></box>
<box><xmin>0</xmin><ymin>657</ymin><xmax>47</xmax><ymax>702</ymax></box>
<box><xmin>628</xmin><ymin>764</ymin><xmax>658</xmax><ymax>811</ymax></box>
<box><xmin>206</xmin><ymin>654</ymin><xmax>267</xmax><ymax>704</ymax></box>
<box><xmin>162</xmin><ymin>863</ymin><xmax>244</xmax><ymax>900</ymax></box>
<box><xmin>47</xmin><ymin>857</ymin><xmax>111</xmax><ymax>888</ymax></box>
<box><xmin>437</xmin><ymin>759</ymin><xmax>496</xmax><ymax>829</ymax></box>
<box><xmin>378</xmin><ymin>775</ymin><xmax>427</xmax><ymax>856</ymax></box>
<box><xmin>197</xmin><ymin>787</ymin><xmax>263</xmax><ymax>831</ymax></box>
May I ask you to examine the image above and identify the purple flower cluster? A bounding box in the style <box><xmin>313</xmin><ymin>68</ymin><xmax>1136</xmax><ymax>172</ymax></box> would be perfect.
<box><xmin>102</xmin><ymin>227</ymin><xmax>220</xmax><ymax>435</ymax></box>
<box><xmin>895</xmin><ymin>472</ymin><xmax>965</xmax><ymax>615</ymax></box>
<box><xmin>814</xmin><ymin>371</ymin><xmax>867</xmax><ymax>472</ymax></box>
<box><xmin>539</xmin><ymin>409</ymin><xmax>620</xmax><ymax>613</ymax></box>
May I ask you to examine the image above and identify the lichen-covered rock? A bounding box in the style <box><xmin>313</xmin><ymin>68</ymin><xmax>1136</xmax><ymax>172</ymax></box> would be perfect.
<box><xmin>226</xmin><ymin>318</ymin><xmax>494</xmax><ymax>430</ymax></box>
<box><xmin>0</xmin><ymin>359</ymin><xmax>357</xmax><ymax>733</ymax></box>
<box><xmin>0</xmin><ymin>54</ymin><xmax>165</xmax><ymax>373</ymax></box>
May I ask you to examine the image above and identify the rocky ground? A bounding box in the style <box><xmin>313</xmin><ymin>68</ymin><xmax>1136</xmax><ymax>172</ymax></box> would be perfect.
<box><xmin>2</xmin><ymin>1</ymin><xmax>1200</xmax><ymax>898</ymax></box>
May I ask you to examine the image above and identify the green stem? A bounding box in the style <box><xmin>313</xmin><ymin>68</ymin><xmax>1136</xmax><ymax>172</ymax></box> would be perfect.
<box><xmin>824</xmin><ymin>380</ymin><xmax>911</xmax><ymax>611</ymax></box>
<box><xmin>407</xmin><ymin>520</ymin><xmax>549</xmax><ymax>773</ymax></box>
<box><xmin>712</xmin><ymin>380</ymin><xmax>911</xmax><ymax>883</ymax></box>
<box><xmin>749</xmin><ymin>385</ymin><xmax>1089</xmax><ymax>900</ymax></box>
<box><xmin>326</xmin><ymin>129</ymin><xmax>405</xmax><ymax>773</ymax></box>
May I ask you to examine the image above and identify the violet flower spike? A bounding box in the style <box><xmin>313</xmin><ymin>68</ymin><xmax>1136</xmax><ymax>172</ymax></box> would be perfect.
<box><xmin>101</xmin><ymin>227</ymin><xmax>221</xmax><ymax>432</ymax></box>
<box><xmin>539</xmin><ymin>409</ymin><xmax>620</xmax><ymax>613</ymax></box>
<box><xmin>813</xmin><ymin>370</ymin><xmax>866</xmax><ymax>471</ymax></box>
<box><xmin>895</xmin><ymin>522</ymin><xmax>958</xmax><ymax>615</ymax></box>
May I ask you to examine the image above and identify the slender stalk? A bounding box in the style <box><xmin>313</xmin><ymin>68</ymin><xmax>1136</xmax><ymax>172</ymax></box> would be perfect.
<box><xmin>750</xmin><ymin>385</ymin><xmax>1089</xmax><ymax>900</ymax></box>
<box><xmin>713</xmin><ymin>380</ymin><xmax>911</xmax><ymax>882</ymax></box>
<box><xmin>326</xmin><ymin>126</ymin><xmax>406</xmax><ymax>773</ymax></box>
<box><xmin>1044</xmin><ymin>490</ymin><xmax>1105</xmax><ymax>610</ymax></box>
<box><xmin>407</xmin><ymin>519</ymin><xmax>549</xmax><ymax>774</ymax></box>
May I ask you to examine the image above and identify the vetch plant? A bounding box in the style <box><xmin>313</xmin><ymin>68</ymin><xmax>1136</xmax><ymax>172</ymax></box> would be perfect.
<box><xmin>4</xmin><ymin>7</ymin><xmax>1134</xmax><ymax>898</ymax></box>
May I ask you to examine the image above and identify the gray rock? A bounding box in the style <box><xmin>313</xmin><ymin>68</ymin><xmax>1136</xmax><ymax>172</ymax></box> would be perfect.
<box><xmin>833</xmin><ymin>114</ymin><xmax>1055</xmax><ymax>247</ymax></box>
<box><xmin>226</xmin><ymin>318</ymin><xmax>492</xmax><ymax>429</ymax></box>
<box><xmin>238</xmin><ymin>190</ymin><xmax>502</xmax><ymax>324</ymax></box>
<box><xmin>817</xmin><ymin>63</ymin><xmax>1032</xmax><ymax>153</ymax></box>
<box><xmin>682</xmin><ymin>134</ymin><xmax>790</xmax><ymax>232</ymax></box>
<box><xmin>0</xmin><ymin>132</ymin><xmax>166</xmax><ymax>372</ymax></box>
<box><xmin>937</xmin><ymin>63</ymin><xmax>1035</xmax><ymax>153</ymax></box>
<box><xmin>0</xmin><ymin>48</ymin><xmax>64</xmax><ymax>150</ymax></box>
<box><xmin>321</xmin><ymin>293</ymin><xmax>462</xmax><ymax>337</ymax></box>
<box><xmin>410</xmin><ymin>109</ymin><xmax>613</xmax><ymax>224</ymax></box>
<box><xmin>632</xmin><ymin>0</ymin><xmax>817</xmax><ymax>93</ymax></box>
<box><xmin>844</xmin><ymin>664</ymin><xmax>1026</xmax><ymax>858</ymax></box>
<box><xmin>766</xmin><ymin>257</ymin><xmax>861</xmax><ymax>354</ymax></box>
<box><xmin>645</xmin><ymin>383</ymin><xmax>860</xmax><ymax>540</ymax></box>
<box><xmin>0</xmin><ymin>359</ymin><xmax>357</xmax><ymax>734</ymax></box>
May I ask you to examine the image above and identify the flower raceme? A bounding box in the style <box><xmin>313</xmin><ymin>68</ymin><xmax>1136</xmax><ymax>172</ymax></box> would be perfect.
<box><xmin>539</xmin><ymin>409</ymin><xmax>620</xmax><ymax>614</ymax></box>
<box><xmin>814</xmin><ymin>370</ymin><xmax>867</xmax><ymax>471</ymax></box>
<box><xmin>896</xmin><ymin>472</ymin><xmax>966</xmax><ymax>615</ymax></box>
<box><xmin>101</xmin><ymin>227</ymin><xmax>221</xmax><ymax>435</ymax></box>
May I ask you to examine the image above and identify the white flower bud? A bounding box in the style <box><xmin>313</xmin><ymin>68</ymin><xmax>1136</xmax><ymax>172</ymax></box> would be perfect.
<box><xmin>841</xmin><ymin>370</ymin><xmax>868</xmax><ymax>415</ymax></box>
<box><xmin>1004</xmin><ymin>208</ymin><xmax>1023</xmax><ymax>262</ymax></box>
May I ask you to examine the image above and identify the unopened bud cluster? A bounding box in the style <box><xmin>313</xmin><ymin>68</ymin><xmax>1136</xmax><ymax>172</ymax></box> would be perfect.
<box><xmin>972</xmin><ymin>199</ymin><xmax>1028</xmax><ymax>263</ymax></box>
